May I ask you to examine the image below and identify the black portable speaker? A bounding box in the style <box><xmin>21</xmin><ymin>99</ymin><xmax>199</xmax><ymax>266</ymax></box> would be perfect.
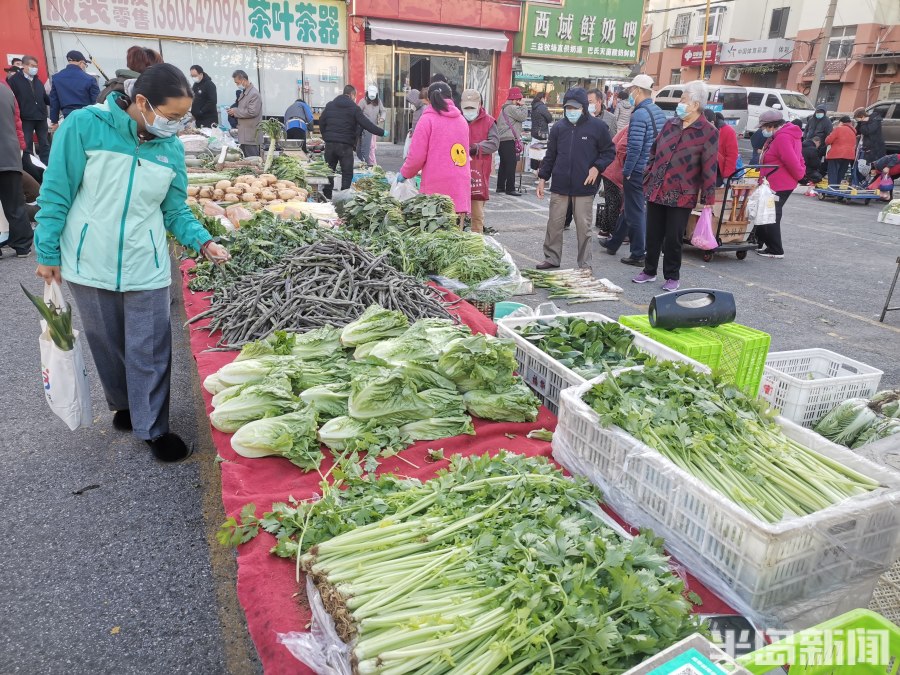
<box><xmin>649</xmin><ymin>289</ymin><xmax>736</xmax><ymax>329</ymax></box>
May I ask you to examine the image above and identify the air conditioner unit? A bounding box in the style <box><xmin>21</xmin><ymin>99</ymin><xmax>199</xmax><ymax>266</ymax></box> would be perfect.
<box><xmin>724</xmin><ymin>67</ymin><xmax>741</xmax><ymax>81</ymax></box>
<box><xmin>875</xmin><ymin>62</ymin><xmax>898</xmax><ymax>76</ymax></box>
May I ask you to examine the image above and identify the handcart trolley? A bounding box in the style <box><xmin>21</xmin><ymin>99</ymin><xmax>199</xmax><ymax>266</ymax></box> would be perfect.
<box><xmin>814</xmin><ymin>137</ymin><xmax>880</xmax><ymax>205</ymax></box>
<box><xmin>684</xmin><ymin>164</ymin><xmax>779</xmax><ymax>262</ymax></box>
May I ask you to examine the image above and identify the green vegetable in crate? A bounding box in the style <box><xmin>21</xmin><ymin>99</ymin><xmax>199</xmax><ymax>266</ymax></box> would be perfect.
<box><xmin>517</xmin><ymin>317</ymin><xmax>650</xmax><ymax>378</ymax></box>
<box><xmin>209</xmin><ymin>382</ymin><xmax>303</xmax><ymax>433</ymax></box>
<box><xmin>463</xmin><ymin>378</ymin><xmax>541</xmax><ymax>422</ymax></box>
<box><xmin>339</xmin><ymin>304</ymin><xmax>409</xmax><ymax>346</ymax></box>
<box><xmin>814</xmin><ymin>398</ymin><xmax>880</xmax><ymax>446</ymax></box>
<box><xmin>219</xmin><ymin>452</ymin><xmax>700</xmax><ymax>673</ymax></box>
<box><xmin>231</xmin><ymin>407</ymin><xmax>321</xmax><ymax>470</ymax></box>
<box><xmin>584</xmin><ymin>363</ymin><xmax>880</xmax><ymax>523</ymax></box>
<box><xmin>852</xmin><ymin>417</ymin><xmax>900</xmax><ymax>448</ymax></box>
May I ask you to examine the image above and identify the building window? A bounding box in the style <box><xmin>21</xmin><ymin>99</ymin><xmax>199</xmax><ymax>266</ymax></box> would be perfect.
<box><xmin>670</xmin><ymin>13</ymin><xmax>691</xmax><ymax>43</ymax></box>
<box><xmin>769</xmin><ymin>7</ymin><xmax>789</xmax><ymax>38</ymax></box>
<box><xmin>826</xmin><ymin>25</ymin><xmax>856</xmax><ymax>60</ymax></box>
<box><xmin>695</xmin><ymin>6</ymin><xmax>726</xmax><ymax>41</ymax></box>
<box><xmin>670</xmin><ymin>69</ymin><xmax>682</xmax><ymax>85</ymax></box>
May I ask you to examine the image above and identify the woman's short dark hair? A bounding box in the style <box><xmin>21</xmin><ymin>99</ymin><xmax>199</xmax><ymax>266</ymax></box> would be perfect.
<box><xmin>190</xmin><ymin>65</ymin><xmax>204</xmax><ymax>75</ymax></box>
<box><xmin>126</xmin><ymin>46</ymin><xmax>162</xmax><ymax>74</ymax></box>
<box><xmin>428</xmin><ymin>82</ymin><xmax>452</xmax><ymax>113</ymax></box>
<box><xmin>232</xmin><ymin>70</ymin><xmax>249</xmax><ymax>81</ymax></box>
<box><xmin>702</xmin><ymin>108</ymin><xmax>716</xmax><ymax>124</ymax></box>
<box><xmin>430</xmin><ymin>73</ymin><xmax>448</xmax><ymax>85</ymax></box>
<box><xmin>533</xmin><ymin>92</ymin><xmax>545</xmax><ymax>103</ymax></box>
<box><xmin>133</xmin><ymin>63</ymin><xmax>193</xmax><ymax>107</ymax></box>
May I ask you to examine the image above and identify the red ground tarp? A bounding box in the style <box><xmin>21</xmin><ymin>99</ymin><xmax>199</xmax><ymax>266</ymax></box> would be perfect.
<box><xmin>179</xmin><ymin>260</ymin><xmax>734</xmax><ymax>673</ymax></box>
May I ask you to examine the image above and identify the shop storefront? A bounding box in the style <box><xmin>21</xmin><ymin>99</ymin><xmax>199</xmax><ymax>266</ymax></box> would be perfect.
<box><xmin>512</xmin><ymin>0</ymin><xmax>641</xmax><ymax>107</ymax></box>
<box><xmin>39</xmin><ymin>0</ymin><xmax>347</xmax><ymax>116</ymax></box>
<box><xmin>347</xmin><ymin>0</ymin><xmax>520</xmax><ymax>143</ymax></box>
<box><xmin>719</xmin><ymin>38</ymin><xmax>795</xmax><ymax>90</ymax></box>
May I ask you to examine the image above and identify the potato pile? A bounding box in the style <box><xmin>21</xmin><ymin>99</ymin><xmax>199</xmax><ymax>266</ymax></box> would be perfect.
<box><xmin>185</xmin><ymin>173</ymin><xmax>308</xmax><ymax>210</ymax></box>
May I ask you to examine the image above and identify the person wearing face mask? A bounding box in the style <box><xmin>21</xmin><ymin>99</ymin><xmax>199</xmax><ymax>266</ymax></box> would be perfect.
<box><xmin>33</xmin><ymin>64</ymin><xmax>230</xmax><ymax>462</ymax></box>
<box><xmin>461</xmin><ymin>89</ymin><xmax>499</xmax><ymax>234</ymax></box>
<box><xmin>825</xmin><ymin>116</ymin><xmax>858</xmax><ymax>185</ymax></box>
<box><xmin>602</xmin><ymin>74</ymin><xmax>666</xmax><ymax>266</ymax></box>
<box><xmin>357</xmin><ymin>85</ymin><xmax>386</xmax><ymax>165</ymax></box>
<box><xmin>803</xmin><ymin>105</ymin><xmax>832</xmax><ymax>145</ymax></box>
<box><xmin>189</xmin><ymin>65</ymin><xmax>218</xmax><ymax>128</ymax></box>
<box><xmin>496</xmin><ymin>87</ymin><xmax>527</xmax><ymax>196</ymax></box>
<box><xmin>633</xmin><ymin>80</ymin><xmax>717</xmax><ymax>292</ymax></box>
<box><xmin>8</xmin><ymin>55</ymin><xmax>51</xmax><ymax>164</ymax></box>
<box><xmin>754</xmin><ymin>108</ymin><xmax>805</xmax><ymax>259</ymax></box>
<box><xmin>48</xmin><ymin>51</ymin><xmax>100</xmax><ymax>134</ymax></box>
<box><xmin>614</xmin><ymin>89</ymin><xmax>633</xmax><ymax>134</ymax></box>
<box><xmin>226</xmin><ymin>70</ymin><xmax>262</xmax><ymax>157</ymax></box>
<box><xmin>535</xmin><ymin>87</ymin><xmax>614</xmax><ymax>271</ymax></box>
<box><xmin>588</xmin><ymin>88</ymin><xmax>616</xmax><ymax>133</ymax></box>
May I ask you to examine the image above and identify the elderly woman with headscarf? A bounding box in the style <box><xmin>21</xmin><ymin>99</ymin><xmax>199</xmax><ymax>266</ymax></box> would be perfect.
<box><xmin>632</xmin><ymin>80</ymin><xmax>718</xmax><ymax>292</ymax></box>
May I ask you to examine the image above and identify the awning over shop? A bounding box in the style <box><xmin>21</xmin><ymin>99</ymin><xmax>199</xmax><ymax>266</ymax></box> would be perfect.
<box><xmin>517</xmin><ymin>58</ymin><xmax>631</xmax><ymax>80</ymax></box>
<box><xmin>367</xmin><ymin>19</ymin><xmax>508</xmax><ymax>51</ymax></box>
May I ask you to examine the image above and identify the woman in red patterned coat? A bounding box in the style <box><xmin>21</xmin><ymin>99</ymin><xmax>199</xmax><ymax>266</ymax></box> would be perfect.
<box><xmin>633</xmin><ymin>80</ymin><xmax>718</xmax><ymax>292</ymax></box>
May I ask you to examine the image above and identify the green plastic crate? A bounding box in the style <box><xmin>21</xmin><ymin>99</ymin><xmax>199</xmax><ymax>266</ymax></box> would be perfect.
<box><xmin>736</xmin><ymin>608</ymin><xmax>900</xmax><ymax>674</ymax></box>
<box><xmin>618</xmin><ymin>316</ymin><xmax>770</xmax><ymax>396</ymax></box>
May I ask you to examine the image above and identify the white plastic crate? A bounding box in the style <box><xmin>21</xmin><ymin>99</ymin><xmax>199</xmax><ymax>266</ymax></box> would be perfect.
<box><xmin>552</xmin><ymin>370</ymin><xmax>900</xmax><ymax>627</ymax></box>
<box><xmin>760</xmin><ymin>349</ymin><xmax>883</xmax><ymax>428</ymax></box>
<box><xmin>623</xmin><ymin>633</ymin><xmax>751</xmax><ymax>675</ymax></box>
<box><xmin>496</xmin><ymin>312</ymin><xmax>708</xmax><ymax>415</ymax></box>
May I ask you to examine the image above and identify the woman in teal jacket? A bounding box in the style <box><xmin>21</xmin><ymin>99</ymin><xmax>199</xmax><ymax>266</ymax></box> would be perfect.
<box><xmin>34</xmin><ymin>64</ymin><xmax>230</xmax><ymax>462</ymax></box>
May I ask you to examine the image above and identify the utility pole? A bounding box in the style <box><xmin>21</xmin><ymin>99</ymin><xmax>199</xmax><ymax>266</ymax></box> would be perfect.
<box><xmin>808</xmin><ymin>0</ymin><xmax>838</xmax><ymax>106</ymax></box>
<box><xmin>699</xmin><ymin>0</ymin><xmax>712</xmax><ymax>77</ymax></box>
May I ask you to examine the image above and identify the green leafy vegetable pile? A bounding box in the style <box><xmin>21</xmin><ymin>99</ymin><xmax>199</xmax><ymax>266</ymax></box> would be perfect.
<box><xmin>203</xmin><ymin>309</ymin><xmax>541</xmax><ymax>471</ymax></box>
<box><xmin>187</xmin><ymin>209</ymin><xmax>319</xmax><ymax>292</ymax></box>
<box><xmin>220</xmin><ymin>452</ymin><xmax>700</xmax><ymax>673</ymax></box>
<box><xmin>400</xmin><ymin>193</ymin><xmax>457</xmax><ymax>233</ymax></box>
<box><xmin>814</xmin><ymin>390</ymin><xmax>900</xmax><ymax>448</ymax></box>
<box><xmin>584</xmin><ymin>362</ymin><xmax>880</xmax><ymax>523</ymax></box>
<box><xmin>517</xmin><ymin>316</ymin><xmax>650</xmax><ymax>378</ymax></box>
<box><xmin>271</xmin><ymin>154</ymin><xmax>306</xmax><ymax>186</ymax></box>
<box><xmin>340</xmin><ymin>191</ymin><xmax>403</xmax><ymax>232</ymax></box>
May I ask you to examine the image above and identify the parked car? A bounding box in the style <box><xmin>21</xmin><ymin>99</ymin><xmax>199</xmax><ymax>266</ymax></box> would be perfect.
<box><xmin>866</xmin><ymin>100</ymin><xmax>900</xmax><ymax>154</ymax></box>
<box><xmin>745</xmin><ymin>88</ymin><xmax>815</xmax><ymax>134</ymax></box>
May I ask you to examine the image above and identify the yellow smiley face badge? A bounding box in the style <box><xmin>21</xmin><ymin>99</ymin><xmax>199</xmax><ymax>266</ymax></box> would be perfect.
<box><xmin>450</xmin><ymin>143</ymin><xmax>467</xmax><ymax>167</ymax></box>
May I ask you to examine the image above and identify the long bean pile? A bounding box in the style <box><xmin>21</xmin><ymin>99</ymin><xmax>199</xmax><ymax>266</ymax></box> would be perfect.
<box><xmin>584</xmin><ymin>362</ymin><xmax>882</xmax><ymax>523</ymax></box>
<box><xmin>221</xmin><ymin>452</ymin><xmax>699</xmax><ymax>673</ymax></box>
<box><xmin>188</xmin><ymin>235</ymin><xmax>454</xmax><ymax>347</ymax></box>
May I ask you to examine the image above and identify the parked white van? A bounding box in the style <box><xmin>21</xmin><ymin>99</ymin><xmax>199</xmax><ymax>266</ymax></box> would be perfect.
<box><xmin>745</xmin><ymin>88</ymin><xmax>815</xmax><ymax>134</ymax></box>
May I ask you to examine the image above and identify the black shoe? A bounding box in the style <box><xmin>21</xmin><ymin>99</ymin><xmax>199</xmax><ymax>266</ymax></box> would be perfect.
<box><xmin>146</xmin><ymin>432</ymin><xmax>192</xmax><ymax>462</ymax></box>
<box><xmin>112</xmin><ymin>410</ymin><xmax>132</xmax><ymax>431</ymax></box>
<box><xmin>598</xmin><ymin>236</ymin><xmax>611</xmax><ymax>246</ymax></box>
<box><xmin>620</xmin><ymin>256</ymin><xmax>645</xmax><ymax>266</ymax></box>
<box><xmin>506</xmin><ymin>190</ymin><xmax>523</xmax><ymax>197</ymax></box>
<box><xmin>15</xmin><ymin>249</ymin><xmax>31</xmax><ymax>258</ymax></box>
<box><xmin>535</xmin><ymin>261</ymin><xmax>559</xmax><ymax>270</ymax></box>
<box><xmin>483</xmin><ymin>226</ymin><xmax>499</xmax><ymax>235</ymax></box>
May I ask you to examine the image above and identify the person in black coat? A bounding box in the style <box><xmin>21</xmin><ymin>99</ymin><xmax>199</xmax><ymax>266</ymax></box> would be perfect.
<box><xmin>801</xmin><ymin>137</ymin><xmax>823</xmax><ymax>184</ymax></box>
<box><xmin>804</xmin><ymin>105</ymin><xmax>832</xmax><ymax>144</ymax></box>
<box><xmin>189</xmin><ymin>65</ymin><xmax>218</xmax><ymax>127</ymax></box>
<box><xmin>750</xmin><ymin>127</ymin><xmax>766</xmax><ymax>166</ymax></box>
<box><xmin>318</xmin><ymin>85</ymin><xmax>387</xmax><ymax>198</ymax></box>
<box><xmin>8</xmin><ymin>55</ymin><xmax>50</xmax><ymax>164</ymax></box>
<box><xmin>530</xmin><ymin>93</ymin><xmax>553</xmax><ymax>172</ymax></box>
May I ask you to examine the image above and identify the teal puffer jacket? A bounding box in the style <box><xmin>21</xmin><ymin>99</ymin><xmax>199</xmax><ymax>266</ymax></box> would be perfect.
<box><xmin>35</xmin><ymin>94</ymin><xmax>211</xmax><ymax>292</ymax></box>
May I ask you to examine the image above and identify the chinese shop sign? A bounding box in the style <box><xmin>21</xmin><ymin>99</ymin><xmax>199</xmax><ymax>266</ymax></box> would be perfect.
<box><xmin>40</xmin><ymin>0</ymin><xmax>346</xmax><ymax>50</ymax></box>
<box><xmin>516</xmin><ymin>0</ymin><xmax>644</xmax><ymax>62</ymax></box>
<box><xmin>681</xmin><ymin>44</ymin><xmax>719</xmax><ymax>67</ymax></box>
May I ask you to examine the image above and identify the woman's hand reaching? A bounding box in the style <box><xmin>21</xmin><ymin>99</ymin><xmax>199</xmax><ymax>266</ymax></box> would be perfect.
<box><xmin>36</xmin><ymin>265</ymin><xmax>62</xmax><ymax>285</ymax></box>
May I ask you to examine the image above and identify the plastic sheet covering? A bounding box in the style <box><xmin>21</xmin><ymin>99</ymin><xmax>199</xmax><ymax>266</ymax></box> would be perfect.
<box><xmin>853</xmin><ymin>434</ymin><xmax>900</xmax><ymax>472</ymax></box>
<box><xmin>552</xmin><ymin>370</ymin><xmax>900</xmax><ymax>630</ymax></box>
<box><xmin>278</xmin><ymin>578</ymin><xmax>352</xmax><ymax>675</ymax></box>
<box><xmin>430</xmin><ymin>236</ymin><xmax>524</xmax><ymax>303</ymax></box>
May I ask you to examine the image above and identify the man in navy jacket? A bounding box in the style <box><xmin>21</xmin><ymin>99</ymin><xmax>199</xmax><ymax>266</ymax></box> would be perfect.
<box><xmin>601</xmin><ymin>74</ymin><xmax>666</xmax><ymax>266</ymax></box>
<box><xmin>535</xmin><ymin>87</ymin><xmax>614</xmax><ymax>271</ymax></box>
<box><xmin>48</xmin><ymin>51</ymin><xmax>99</xmax><ymax>129</ymax></box>
<box><xmin>8</xmin><ymin>55</ymin><xmax>50</xmax><ymax>164</ymax></box>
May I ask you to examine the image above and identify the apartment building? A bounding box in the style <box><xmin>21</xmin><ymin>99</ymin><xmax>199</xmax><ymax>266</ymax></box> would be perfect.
<box><xmin>643</xmin><ymin>0</ymin><xmax>900</xmax><ymax>111</ymax></box>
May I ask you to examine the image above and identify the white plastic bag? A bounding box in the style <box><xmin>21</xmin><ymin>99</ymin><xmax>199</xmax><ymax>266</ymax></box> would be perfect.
<box><xmin>37</xmin><ymin>282</ymin><xmax>92</xmax><ymax>430</ymax></box>
<box><xmin>389</xmin><ymin>174</ymin><xmax>418</xmax><ymax>202</ymax></box>
<box><xmin>747</xmin><ymin>180</ymin><xmax>776</xmax><ymax>226</ymax></box>
<box><xmin>402</xmin><ymin>132</ymin><xmax>412</xmax><ymax>159</ymax></box>
<box><xmin>0</xmin><ymin>202</ymin><xmax>8</xmax><ymax>245</ymax></box>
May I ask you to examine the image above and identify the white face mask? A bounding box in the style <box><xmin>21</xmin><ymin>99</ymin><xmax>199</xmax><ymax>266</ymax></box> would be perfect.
<box><xmin>463</xmin><ymin>109</ymin><xmax>478</xmax><ymax>122</ymax></box>
<box><xmin>588</xmin><ymin>103</ymin><xmax>597</xmax><ymax>115</ymax></box>
<box><xmin>192</xmin><ymin>75</ymin><xmax>201</xmax><ymax>83</ymax></box>
<box><xmin>27</xmin><ymin>66</ymin><xmax>38</xmax><ymax>77</ymax></box>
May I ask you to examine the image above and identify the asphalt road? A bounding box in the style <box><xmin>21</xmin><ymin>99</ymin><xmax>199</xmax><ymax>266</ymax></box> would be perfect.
<box><xmin>0</xmin><ymin>141</ymin><xmax>896</xmax><ymax>674</ymax></box>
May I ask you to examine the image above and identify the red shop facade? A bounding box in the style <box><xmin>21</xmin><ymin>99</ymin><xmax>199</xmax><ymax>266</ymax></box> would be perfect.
<box><xmin>347</xmin><ymin>0</ymin><xmax>521</xmax><ymax>143</ymax></box>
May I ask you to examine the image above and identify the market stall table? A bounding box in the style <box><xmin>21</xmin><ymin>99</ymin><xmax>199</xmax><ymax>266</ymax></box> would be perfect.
<box><xmin>178</xmin><ymin>260</ymin><xmax>737</xmax><ymax>673</ymax></box>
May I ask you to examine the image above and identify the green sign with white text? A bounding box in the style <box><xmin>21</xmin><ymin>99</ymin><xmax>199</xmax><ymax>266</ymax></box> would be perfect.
<box><xmin>517</xmin><ymin>0</ymin><xmax>644</xmax><ymax>63</ymax></box>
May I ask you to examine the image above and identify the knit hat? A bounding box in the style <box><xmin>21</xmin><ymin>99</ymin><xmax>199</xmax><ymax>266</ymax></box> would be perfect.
<box><xmin>507</xmin><ymin>87</ymin><xmax>523</xmax><ymax>100</ymax></box>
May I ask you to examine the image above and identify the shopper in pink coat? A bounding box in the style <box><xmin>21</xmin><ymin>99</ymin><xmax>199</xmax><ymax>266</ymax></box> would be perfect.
<box><xmin>399</xmin><ymin>81</ymin><xmax>471</xmax><ymax>215</ymax></box>
<box><xmin>756</xmin><ymin>109</ymin><xmax>805</xmax><ymax>259</ymax></box>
